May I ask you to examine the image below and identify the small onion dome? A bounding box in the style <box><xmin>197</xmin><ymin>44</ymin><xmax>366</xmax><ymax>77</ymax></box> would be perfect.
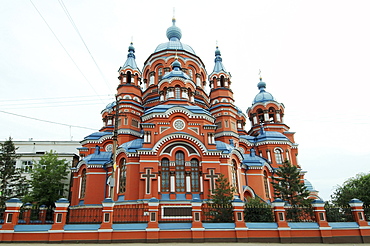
<box><xmin>253</xmin><ymin>78</ymin><xmax>275</xmax><ymax>104</ymax></box>
<box><xmin>166</xmin><ymin>18</ymin><xmax>182</xmax><ymax>41</ymax></box>
<box><xmin>215</xmin><ymin>46</ymin><xmax>221</xmax><ymax>56</ymax></box>
<box><xmin>172</xmin><ymin>59</ymin><xmax>181</xmax><ymax>70</ymax></box>
<box><xmin>128</xmin><ymin>42</ymin><xmax>135</xmax><ymax>53</ymax></box>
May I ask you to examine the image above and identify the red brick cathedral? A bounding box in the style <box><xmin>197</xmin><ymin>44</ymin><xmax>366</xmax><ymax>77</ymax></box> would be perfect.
<box><xmin>70</xmin><ymin>18</ymin><xmax>319</xmax><ymax>206</ymax></box>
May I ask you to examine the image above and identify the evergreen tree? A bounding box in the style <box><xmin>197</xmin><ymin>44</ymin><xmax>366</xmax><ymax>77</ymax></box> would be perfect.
<box><xmin>272</xmin><ymin>160</ymin><xmax>311</xmax><ymax>207</ymax></box>
<box><xmin>27</xmin><ymin>151</ymin><xmax>69</xmax><ymax>207</ymax></box>
<box><xmin>244</xmin><ymin>197</ymin><xmax>274</xmax><ymax>222</ymax></box>
<box><xmin>206</xmin><ymin>174</ymin><xmax>235</xmax><ymax>222</ymax></box>
<box><xmin>0</xmin><ymin>137</ymin><xmax>28</xmax><ymax>205</ymax></box>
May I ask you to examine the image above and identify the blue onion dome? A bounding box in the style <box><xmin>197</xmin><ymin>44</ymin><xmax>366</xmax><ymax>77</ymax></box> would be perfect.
<box><xmin>215</xmin><ymin>46</ymin><xmax>221</xmax><ymax>56</ymax></box>
<box><xmin>166</xmin><ymin>18</ymin><xmax>182</xmax><ymax>41</ymax></box>
<box><xmin>128</xmin><ymin>42</ymin><xmax>135</xmax><ymax>53</ymax></box>
<box><xmin>253</xmin><ymin>78</ymin><xmax>275</xmax><ymax>104</ymax></box>
<box><xmin>172</xmin><ymin>58</ymin><xmax>181</xmax><ymax>70</ymax></box>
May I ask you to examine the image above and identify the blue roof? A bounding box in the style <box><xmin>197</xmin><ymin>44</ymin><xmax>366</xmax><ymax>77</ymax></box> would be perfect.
<box><xmin>122</xmin><ymin>42</ymin><xmax>138</xmax><ymax>69</ymax></box>
<box><xmin>119</xmin><ymin>139</ymin><xmax>144</xmax><ymax>152</ymax></box>
<box><xmin>143</xmin><ymin>104</ymin><xmax>212</xmax><ymax>117</ymax></box>
<box><xmin>242</xmin><ymin>149</ymin><xmax>268</xmax><ymax>167</ymax></box>
<box><xmin>253</xmin><ymin>80</ymin><xmax>276</xmax><ymax>104</ymax></box>
<box><xmin>255</xmin><ymin>128</ymin><xmax>289</xmax><ymax>142</ymax></box>
<box><xmin>83</xmin><ymin>147</ymin><xmax>112</xmax><ymax>165</ymax></box>
<box><xmin>212</xmin><ymin>46</ymin><xmax>227</xmax><ymax>73</ymax></box>
<box><xmin>154</xmin><ymin>19</ymin><xmax>196</xmax><ymax>55</ymax></box>
<box><xmin>84</xmin><ymin>131</ymin><xmax>112</xmax><ymax>140</ymax></box>
<box><xmin>215</xmin><ymin>141</ymin><xmax>234</xmax><ymax>153</ymax></box>
<box><xmin>304</xmin><ymin>179</ymin><xmax>317</xmax><ymax>191</ymax></box>
<box><xmin>161</xmin><ymin>59</ymin><xmax>191</xmax><ymax>80</ymax></box>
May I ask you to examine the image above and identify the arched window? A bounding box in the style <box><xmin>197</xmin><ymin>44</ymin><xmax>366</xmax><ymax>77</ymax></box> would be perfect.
<box><xmin>175</xmin><ymin>86</ymin><xmax>181</xmax><ymax>99</ymax></box>
<box><xmin>263</xmin><ymin>171</ymin><xmax>270</xmax><ymax>198</ymax></box>
<box><xmin>175</xmin><ymin>151</ymin><xmax>185</xmax><ymax>192</ymax></box>
<box><xmin>80</xmin><ymin>169</ymin><xmax>87</xmax><ymax>199</ymax></box>
<box><xmin>190</xmin><ymin>159</ymin><xmax>200</xmax><ymax>192</ymax></box>
<box><xmin>161</xmin><ymin>158</ymin><xmax>170</xmax><ymax>192</ymax></box>
<box><xmin>257</xmin><ymin>109</ymin><xmax>264</xmax><ymax>123</ymax></box>
<box><xmin>119</xmin><ymin>158</ymin><xmax>127</xmax><ymax>193</ymax></box>
<box><xmin>127</xmin><ymin>71</ymin><xmax>132</xmax><ymax>83</ymax></box>
<box><xmin>274</xmin><ymin>148</ymin><xmax>283</xmax><ymax>164</ymax></box>
<box><xmin>220</xmin><ymin>75</ymin><xmax>225</xmax><ymax>87</ymax></box>
<box><xmin>231</xmin><ymin>160</ymin><xmax>238</xmax><ymax>192</ymax></box>
<box><xmin>268</xmin><ymin>107</ymin><xmax>276</xmax><ymax>123</ymax></box>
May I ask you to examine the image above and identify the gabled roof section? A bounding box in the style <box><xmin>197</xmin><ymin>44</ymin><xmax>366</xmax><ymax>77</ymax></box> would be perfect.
<box><xmin>83</xmin><ymin>146</ymin><xmax>112</xmax><ymax>165</ymax></box>
<box><xmin>142</xmin><ymin>105</ymin><xmax>213</xmax><ymax>122</ymax></box>
<box><xmin>84</xmin><ymin>131</ymin><xmax>112</xmax><ymax>140</ymax></box>
<box><xmin>119</xmin><ymin>139</ymin><xmax>144</xmax><ymax>153</ymax></box>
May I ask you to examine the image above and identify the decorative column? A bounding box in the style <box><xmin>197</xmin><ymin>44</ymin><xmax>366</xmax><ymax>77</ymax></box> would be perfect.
<box><xmin>349</xmin><ymin>199</ymin><xmax>370</xmax><ymax>243</ymax></box>
<box><xmin>23</xmin><ymin>202</ymin><xmax>32</xmax><ymax>224</ymax></box>
<box><xmin>1</xmin><ymin>198</ymin><xmax>22</xmax><ymax>231</ymax></box>
<box><xmin>191</xmin><ymin>198</ymin><xmax>204</xmax><ymax>242</ymax></box>
<box><xmin>99</xmin><ymin>198</ymin><xmax>115</xmax><ymax>242</ymax></box>
<box><xmin>146</xmin><ymin>197</ymin><xmax>159</xmax><ymax>243</ymax></box>
<box><xmin>39</xmin><ymin>205</ymin><xmax>48</xmax><ymax>224</ymax></box>
<box><xmin>49</xmin><ymin>198</ymin><xmax>70</xmax><ymax>242</ymax></box>
<box><xmin>311</xmin><ymin>199</ymin><xmax>332</xmax><ymax>243</ymax></box>
<box><xmin>272</xmin><ymin>199</ymin><xmax>290</xmax><ymax>243</ymax></box>
<box><xmin>232</xmin><ymin>198</ymin><xmax>248</xmax><ymax>241</ymax></box>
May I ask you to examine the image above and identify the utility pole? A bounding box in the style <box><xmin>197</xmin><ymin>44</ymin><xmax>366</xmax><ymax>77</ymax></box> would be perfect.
<box><xmin>110</xmin><ymin>94</ymin><xmax>119</xmax><ymax>199</ymax></box>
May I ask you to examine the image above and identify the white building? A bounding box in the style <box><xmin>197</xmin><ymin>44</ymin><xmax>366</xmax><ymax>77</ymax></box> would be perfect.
<box><xmin>2</xmin><ymin>140</ymin><xmax>80</xmax><ymax>198</ymax></box>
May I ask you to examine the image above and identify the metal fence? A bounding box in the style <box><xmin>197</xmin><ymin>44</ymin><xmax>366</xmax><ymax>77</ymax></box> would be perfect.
<box><xmin>113</xmin><ymin>204</ymin><xmax>149</xmax><ymax>223</ymax></box>
<box><xmin>285</xmin><ymin>206</ymin><xmax>316</xmax><ymax>222</ymax></box>
<box><xmin>244</xmin><ymin>204</ymin><xmax>275</xmax><ymax>222</ymax></box>
<box><xmin>18</xmin><ymin>206</ymin><xmax>54</xmax><ymax>224</ymax></box>
<box><xmin>67</xmin><ymin>207</ymin><xmax>102</xmax><ymax>224</ymax></box>
<box><xmin>0</xmin><ymin>206</ymin><xmax>5</xmax><ymax>224</ymax></box>
<box><xmin>364</xmin><ymin>206</ymin><xmax>370</xmax><ymax>221</ymax></box>
<box><xmin>201</xmin><ymin>203</ymin><xmax>234</xmax><ymax>223</ymax></box>
<box><xmin>325</xmin><ymin>206</ymin><xmax>354</xmax><ymax>222</ymax></box>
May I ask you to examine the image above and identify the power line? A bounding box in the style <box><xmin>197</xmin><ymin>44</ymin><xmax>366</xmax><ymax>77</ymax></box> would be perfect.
<box><xmin>0</xmin><ymin>94</ymin><xmax>113</xmax><ymax>102</ymax></box>
<box><xmin>29</xmin><ymin>0</ymin><xmax>103</xmax><ymax>101</ymax></box>
<box><xmin>58</xmin><ymin>0</ymin><xmax>114</xmax><ymax>93</ymax></box>
<box><xmin>0</xmin><ymin>110</ymin><xmax>96</xmax><ymax>130</ymax></box>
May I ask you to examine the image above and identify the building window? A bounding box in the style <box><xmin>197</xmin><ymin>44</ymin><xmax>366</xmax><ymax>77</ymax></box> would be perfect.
<box><xmin>191</xmin><ymin>159</ymin><xmax>200</xmax><ymax>192</ymax></box>
<box><xmin>126</xmin><ymin>71</ymin><xmax>132</xmax><ymax>83</ymax></box>
<box><xmin>231</xmin><ymin>160</ymin><xmax>238</xmax><ymax>192</ymax></box>
<box><xmin>274</xmin><ymin>149</ymin><xmax>283</xmax><ymax>164</ymax></box>
<box><xmin>216</xmin><ymin>121</ymin><xmax>222</xmax><ymax>129</ymax></box>
<box><xmin>144</xmin><ymin>131</ymin><xmax>151</xmax><ymax>143</ymax></box>
<box><xmin>268</xmin><ymin>107</ymin><xmax>276</xmax><ymax>123</ymax></box>
<box><xmin>175</xmin><ymin>86</ymin><xmax>181</xmax><ymax>99</ymax></box>
<box><xmin>132</xmin><ymin>119</ymin><xmax>139</xmax><ymax>128</ymax></box>
<box><xmin>264</xmin><ymin>171</ymin><xmax>270</xmax><ymax>198</ymax></box>
<box><xmin>257</xmin><ymin>109</ymin><xmax>264</xmax><ymax>123</ymax></box>
<box><xmin>161</xmin><ymin>158</ymin><xmax>170</xmax><ymax>192</ymax></box>
<box><xmin>175</xmin><ymin>151</ymin><xmax>185</xmax><ymax>192</ymax></box>
<box><xmin>119</xmin><ymin>158</ymin><xmax>127</xmax><ymax>193</ymax></box>
<box><xmin>80</xmin><ymin>169</ymin><xmax>87</xmax><ymax>199</ymax></box>
<box><xmin>22</xmin><ymin>160</ymin><xmax>33</xmax><ymax>173</ymax></box>
<box><xmin>124</xmin><ymin>117</ymin><xmax>128</xmax><ymax>125</ymax></box>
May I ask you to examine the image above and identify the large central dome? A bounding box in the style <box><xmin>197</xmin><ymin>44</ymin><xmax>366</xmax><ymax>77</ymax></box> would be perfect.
<box><xmin>154</xmin><ymin>18</ymin><xmax>196</xmax><ymax>55</ymax></box>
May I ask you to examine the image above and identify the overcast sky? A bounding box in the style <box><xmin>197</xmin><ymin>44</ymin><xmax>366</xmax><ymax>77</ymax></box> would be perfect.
<box><xmin>1</xmin><ymin>0</ymin><xmax>370</xmax><ymax>201</ymax></box>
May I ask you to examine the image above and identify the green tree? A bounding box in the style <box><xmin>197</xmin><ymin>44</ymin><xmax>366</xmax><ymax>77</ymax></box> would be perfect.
<box><xmin>272</xmin><ymin>160</ymin><xmax>311</xmax><ymax>207</ymax></box>
<box><xmin>206</xmin><ymin>174</ymin><xmax>235</xmax><ymax>222</ymax></box>
<box><xmin>27</xmin><ymin>151</ymin><xmax>69</xmax><ymax>207</ymax></box>
<box><xmin>331</xmin><ymin>172</ymin><xmax>370</xmax><ymax>207</ymax></box>
<box><xmin>0</xmin><ymin>137</ymin><xmax>28</xmax><ymax>205</ymax></box>
<box><xmin>244</xmin><ymin>197</ymin><xmax>274</xmax><ymax>222</ymax></box>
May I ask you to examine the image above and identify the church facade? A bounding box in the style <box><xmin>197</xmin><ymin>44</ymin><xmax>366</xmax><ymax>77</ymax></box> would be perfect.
<box><xmin>69</xmin><ymin>18</ymin><xmax>318</xmax><ymax>206</ymax></box>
